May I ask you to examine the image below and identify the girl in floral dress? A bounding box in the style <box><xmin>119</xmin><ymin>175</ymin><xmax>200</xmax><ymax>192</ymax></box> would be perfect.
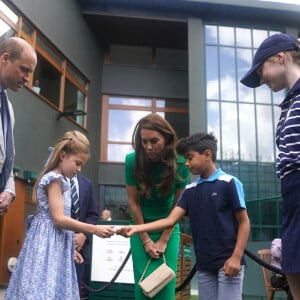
<box><xmin>5</xmin><ymin>131</ymin><xmax>115</xmax><ymax>300</ymax></box>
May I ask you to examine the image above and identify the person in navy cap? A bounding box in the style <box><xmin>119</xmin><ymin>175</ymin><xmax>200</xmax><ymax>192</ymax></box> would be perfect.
<box><xmin>241</xmin><ymin>33</ymin><xmax>300</xmax><ymax>300</ymax></box>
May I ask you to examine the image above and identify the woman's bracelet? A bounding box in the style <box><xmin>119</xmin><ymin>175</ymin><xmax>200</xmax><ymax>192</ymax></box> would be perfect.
<box><xmin>143</xmin><ymin>238</ymin><xmax>152</xmax><ymax>246</ymax></box>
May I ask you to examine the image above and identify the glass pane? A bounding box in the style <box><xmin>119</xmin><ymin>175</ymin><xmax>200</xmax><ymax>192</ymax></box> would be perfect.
<box><xmin>0</xmin><ymin>2</ymin><xmax>18</xmax><ymax>24</ymax></box>
<box><xmin>156</xmin><ymin>99</ymin><xmax>188</xmax><ymax>110</ymax></box>
<box><xmin>0</xmin><ymin>20</ymin><xmax>15</xmax><ymax>39</ymax></box>
<box><xmin>206</xmin><ymin>46</ymin><xmax>219</xmax><ymax>100</ymax></box>
<box><xmin>36</xmin><ymin>34</ymin><xmax>63</xmax><ymax>66</ymax></box>
<box><xmin>156</xmin><ymin>100</ymin><xmax>164</xmax><ymax>108</ymax></box>
<box><xmin>32</xmin><ymin>78</ymin><xmax>41</xmax><ymax>94</ymax></box>
<box><xmin>252</xmin><ymin>29</ymin><xmax>268</xmax><ymax>48</ymax></box>
<box><xmin>273</xmin><ymin>105</ymin><xmax>281</xmax><ymax>159</ymax></box>
<box><xmin>273</xmin><ymin>89</ymin><xmax>285</xmax><ymax>106</ymax></box>
<box><xmin>205</xmin><ymin>25</ymin><xmax>217</xmax><ymax>45</ymax></box>
<box><xmin>107</xmin><ymin>109</ymin><xmax>188</xmax><ymax>161</ymax></box>
<box><xmin>237</xmin><ymin>49</ymin><xmax>254</xmax><ymax>103</ymax></box>
<box><xmin>75</xmin><ymin>91</ymin><xmax>85</xmax><ymax>125</ymax></box>
<box><xmin>64</xmin><ymin>78</ymin><xmax>86</xmax><ymax>126</ymax></box>
<box><xmin>255</xmin><ymin>85</ymin><xmax>272</xmax><ymax>104</ymax></box>
<box><xmin>103</xmin><ymin>185</ymin><xmax>130</xmax><ymax>220</ymax></box>
<box><xmin>239</xmin><ymin>104</ymin><xmax>256</xmax><ymax>161</ymax></box>
<box><xmin>219</xmin><ymin>26</ymin><xmax>234</xmax><ymax>46</ymax></box>
<box><xmin>109</xmin><ymin>96</ymin><xmax>152</xmax><ymax>107</ymax></box>
<box><xmin>164</xmin><ymin>112</ymin><xmax>189</xmax><ymax>140</ymax></box>
<box><xmin>207</xmin><ymin>101</ymin><xmax>220</xmax><ymax>159</ymax></box>
<box><xmin>108</xmin><ymin>110</ymin><xmax>150</xmax><ymax>142</ymax></box>
<box><xmin>34</xmin><ymin>53</ymin><xmax>61</xmax><ymax>107</ymax></box>
<box><xmin>236</xmin><ymin>28</ymin><xmax>252</xmax><ymax>47</ymax></box>
<box><xmin>21</xmin><ymin>20</ymin><xmax>34</xmax><ymax>38</ymax></box>
<box><xmin>221</xmin><ymin>102</ymin><xmax>238</xmax><ymax>160</ymax></box>
<box><xmin>107</xmin><ymin>144</ymin><xmax>133</xmax><ymax>163</ymax></box>
<box><xmin>257</xmin><ymin>105</ymin><xmax>274</xmax><ymax>162</ymax></box>
<box><xmin>220</xmin><ymin>47</ymin><xmax>236</xmax><ymax>101</ymax></box>
<box><xmin>66</xmin><ymin>64</ymin><xmax>87</xmax><ymax>88</ymax></box>
<box><xmin>270</xmin><ymin>30</ymin><xmax>281</xmax><ymax>36</ymax></box>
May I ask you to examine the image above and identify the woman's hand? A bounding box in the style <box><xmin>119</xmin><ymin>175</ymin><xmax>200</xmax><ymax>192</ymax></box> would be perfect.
<box><xmin>154</xmin><ymin>239</ymin><xmax>167</xmax><ymax>256</ymax></box>
<box><xmin>94</xmin><ymin>225</ymin><xmax>115</xmax><ymax>238</ymax></box>
<box><xmin>144</xmin><ymin>240</ymin><xmax>161</xmax><ymax>259</ymax></box>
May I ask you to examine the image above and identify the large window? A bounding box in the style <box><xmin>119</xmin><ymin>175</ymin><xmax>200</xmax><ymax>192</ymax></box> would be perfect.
<box><xmin>0</xmin><ymin>1</ymin><xmax>88</xmax><ymax>127</ymax></box>
<box><xmin>205</xmin><ymin>25</ymin><xmax>285</xmax><ymax>241</ymax></box>
<box><xmin>101</xmin><ymin>95</ymin><xmax>189</xmax><ymax>162</ymax></box>
<box><xmin>205</xmin><ymin>25</ymin><xmax>285</xmax><ymax>163</ymax></box>
<box><xmin>99</xmin><ymin>185</ymin><xmax>130</xmax><ymax>221</ymax></box>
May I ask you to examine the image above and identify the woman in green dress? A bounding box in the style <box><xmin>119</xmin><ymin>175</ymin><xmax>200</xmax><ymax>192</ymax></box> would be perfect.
<box><xmin>125</xmin><ymin>113</ymin><xmax>190</xmax><ymax>299</ymax></box>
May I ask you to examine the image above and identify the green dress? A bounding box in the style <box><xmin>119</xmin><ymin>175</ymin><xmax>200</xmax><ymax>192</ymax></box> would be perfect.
<box><xmin>125</xmin><ymin>152</ymin><xmax>190</xmax><ymax>300</ymax></box>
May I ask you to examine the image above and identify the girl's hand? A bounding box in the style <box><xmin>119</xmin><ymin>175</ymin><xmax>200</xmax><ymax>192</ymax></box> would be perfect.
<box><xmin>74</xmin><ymin>250</ymin><xmax>84</xmax><ymax>264</ymax></box>
<box><xmin>94</xmin><ymin>225</ymin><xmax>115</xmax><ymax>238</ymax></box>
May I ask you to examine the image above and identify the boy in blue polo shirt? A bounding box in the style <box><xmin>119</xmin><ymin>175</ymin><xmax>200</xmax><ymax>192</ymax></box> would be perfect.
<box><xmin>118</xmin><ymin>132</ymin><xmax>250</xmax><ymax>300</ymax></box>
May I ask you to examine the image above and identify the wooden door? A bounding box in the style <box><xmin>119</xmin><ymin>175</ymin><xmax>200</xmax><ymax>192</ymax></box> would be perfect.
<box><xmin>0</xmin><ymin>178</ymin><xmax>26</xmax><ymax>285</ymax></box>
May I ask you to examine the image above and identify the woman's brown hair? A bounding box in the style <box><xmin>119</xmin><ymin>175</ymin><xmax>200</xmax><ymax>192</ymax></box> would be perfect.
<box><xmin>132</xmin><ymin>113</ymin><xmax>178</xmax><ymax>199</ymax></box>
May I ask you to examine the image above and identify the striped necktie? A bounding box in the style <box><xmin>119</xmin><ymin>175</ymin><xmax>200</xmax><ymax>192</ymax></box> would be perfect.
<box><xmin>71</xmin><ymin>177</ymin><xmax>80</xmax><ymax>219</ymax></box>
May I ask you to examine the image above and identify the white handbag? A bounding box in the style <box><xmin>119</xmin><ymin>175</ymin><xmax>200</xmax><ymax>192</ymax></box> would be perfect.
<box><xmin>138</xmin><ymin>255</ymin><xmax>176</xmax><ymax>298</ymax></box>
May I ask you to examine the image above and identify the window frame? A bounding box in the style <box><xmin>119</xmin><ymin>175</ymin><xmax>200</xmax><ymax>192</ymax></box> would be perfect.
<box><xmin>101</xmin><ymin>94</ymin><xmax>189</xmax><ymax>162</ymax></box>
<box><xmin>204</xmin><ymin>23</ymin><xmax>284</xmax><ymax>241</ymax></box>
<box><xmin>1</xmin><ymin>1</ymin><xmax>89</xmax><ymax>128</ymax></box>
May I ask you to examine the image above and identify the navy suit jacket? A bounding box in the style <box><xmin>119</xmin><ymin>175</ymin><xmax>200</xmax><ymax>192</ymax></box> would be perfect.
<box><xmin>0</xmin><ymin>91</ymin><xmax>15</xmax><ymax>194</ymax></box>
<box><xmin>77</xmin><ymin>173</ymin><xmax>99</xmax><ymax>261</ymax></box>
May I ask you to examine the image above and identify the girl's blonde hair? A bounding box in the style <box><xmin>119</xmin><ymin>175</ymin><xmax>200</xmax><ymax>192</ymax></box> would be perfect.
<box><xmin>289</xmin><ymin>38</ymin><xmax>300</xmax><ymax>65</ymax></box>
<box><xmin>32</xmin><ymin>131</ymin><xmax>90</xmax><ymax>202</ymax></box>
<box><xmin>266</xmin><ymin>39</ymin><xmax>300</xmax><ymax>65</ymax></box>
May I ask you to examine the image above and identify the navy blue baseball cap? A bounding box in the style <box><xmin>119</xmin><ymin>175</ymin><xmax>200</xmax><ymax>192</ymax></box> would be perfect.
<box><xmin>240</xmin><ymin>33</ymin><xmax>299</xmax><ymax>88</ymax></box>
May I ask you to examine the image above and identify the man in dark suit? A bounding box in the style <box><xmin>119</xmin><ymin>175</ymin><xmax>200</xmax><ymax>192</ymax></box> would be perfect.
<box><xmin>72</xmin><ymin>173</ymin><xmax>99</xmax><ymax>290</ymax></box>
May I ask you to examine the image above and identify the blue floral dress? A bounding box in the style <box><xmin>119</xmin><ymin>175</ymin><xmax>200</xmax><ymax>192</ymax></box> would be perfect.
<box><xmin>4</xmin><ymin>171</ymin><xmax>79</xmax><ymax>300</ymax></box>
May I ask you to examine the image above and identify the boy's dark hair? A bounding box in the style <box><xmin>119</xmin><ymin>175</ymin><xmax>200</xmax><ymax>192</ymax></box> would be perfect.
<box><xmin>176</xmin><ymin>132</ymin><xmax>218</xmax><ymax>162</ymax></box>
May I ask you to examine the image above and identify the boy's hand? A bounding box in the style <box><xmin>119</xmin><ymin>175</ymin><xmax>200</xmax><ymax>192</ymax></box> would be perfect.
<box><xmin>116</xmin><ymin>225</ymin><xmax>136</xmax><ymax>237</ymax></box>
<box><xmin>223</xmin><ymin>256</ymin><xmax>241</xmax><ymax>277</ymax></box>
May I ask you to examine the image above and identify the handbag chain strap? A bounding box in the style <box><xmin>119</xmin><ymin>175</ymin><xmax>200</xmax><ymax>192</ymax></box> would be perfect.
<box><xmin>139</xmin><ymin>254</ymin><xmax>166</xmax><ymax>283</ymax></box>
